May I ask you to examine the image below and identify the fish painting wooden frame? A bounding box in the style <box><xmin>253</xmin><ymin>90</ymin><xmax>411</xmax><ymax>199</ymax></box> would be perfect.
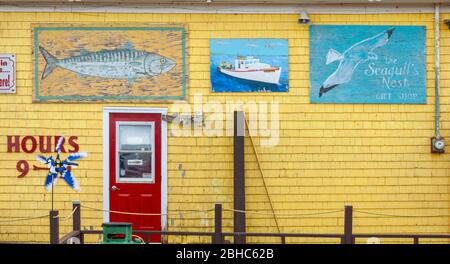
<box><xmin>309</xmin><ymin>25</ymin><xmax>426</xmax><ymax>104</ymax></box>
<box><xmin>32</xmin><ymin>24</ymin><xmax>188</xmax><ymax>102</ymax></box>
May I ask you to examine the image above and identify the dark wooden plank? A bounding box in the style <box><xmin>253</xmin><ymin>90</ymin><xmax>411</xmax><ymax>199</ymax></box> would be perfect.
<box><xmin>234</xmin><ymin>111</ymin><xmax>246</xmax><ymax>244</ymax></box>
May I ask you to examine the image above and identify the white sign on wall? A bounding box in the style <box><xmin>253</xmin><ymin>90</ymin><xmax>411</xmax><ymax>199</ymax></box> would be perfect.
<box><xmin>0</xmin><ymin>54</ymin><xmax>16</xmax><ymax>93</ymax></box>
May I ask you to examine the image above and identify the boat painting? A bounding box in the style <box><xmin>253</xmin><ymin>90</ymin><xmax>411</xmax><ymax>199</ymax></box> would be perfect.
<box><xmin>218</xmin><ymin>56</ymin><xmax>281</xmax><ymax>85</ymax></box>
<box><xmin>210</xmin><ymin>39</ymin><xmax>288</xmax><ymax>92</ymax></box>
<box><xmin>32</xmin><ymin>24</ymin><xmax>187</xmax><ymax>102</ymax></box>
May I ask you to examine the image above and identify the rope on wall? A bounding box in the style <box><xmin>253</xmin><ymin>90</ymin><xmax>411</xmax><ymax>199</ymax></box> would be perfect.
<box><xmin>0</xmin><ymin>207</ymin><xmax>77</xmax><ymax>223</ymax></box>
<box><xmin>244</xmin><ymin>116</ymin><xmax>282</xmax><ymax>235</ymax></box>
<box><xmin>54</xmin><ymin>207</ymin><xmax>78</xmax><ymax>221</ymax></box>
<box><xmin>354</xmin><ymin>210</ymin><xmax>450</xmax><ymax>218</ymax></box>
<box><xmin>81</xmin><ymin>204</ymin><xmax>344</xmax><ymax>218</ymax></box>
<box><xmin>0</xmin><ymin>215</ymin><xmax>48</xmax><ymax>223</ymax></box>
<box><xmin>81</xmin><ymin>204</ymin><xmax>214</xmax><ymax>217</ymax></box>
<box><xmin>224</xmin><ymin>208</ymin><xmax>343</xmax><ymax>217</ymax></box>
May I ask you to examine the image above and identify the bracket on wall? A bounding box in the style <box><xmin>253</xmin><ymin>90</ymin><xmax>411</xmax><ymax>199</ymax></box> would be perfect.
<box><xmin>162</xmin><ymin>113</ymin><xmax>205</xmax><ymax>127</ymax></box>
<box><xmin>444</xmin><ymin>19</ymin><xmax>450</xmax><ymax>29</ymax></box>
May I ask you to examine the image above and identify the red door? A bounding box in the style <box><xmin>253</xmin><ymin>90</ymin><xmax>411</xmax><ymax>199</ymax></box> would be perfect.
<box><xmin>109</xmin><ymin>113</ymin><xmax>161</xmax><ymax>243</ymax></box>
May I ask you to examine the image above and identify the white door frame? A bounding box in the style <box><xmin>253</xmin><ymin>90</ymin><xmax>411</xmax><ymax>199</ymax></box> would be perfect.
<box><xmin>102</xmin><ymin>106</ymin><xmax>168</xmax><ymax>232</ymax></box>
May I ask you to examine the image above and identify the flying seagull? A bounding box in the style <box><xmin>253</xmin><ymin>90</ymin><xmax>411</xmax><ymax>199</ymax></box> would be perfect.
<box><xmin>319</xmin><ymin>28</ymin><xmax>395</xmax><ymax>97</ymax></box>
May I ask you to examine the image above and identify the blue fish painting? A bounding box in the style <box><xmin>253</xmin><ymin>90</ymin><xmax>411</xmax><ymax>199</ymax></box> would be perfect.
<box><xmin>310</xmin><ymin>25</ymin><xmax>426</xmax><ymax>104</ymax></box>
<box><xmin>39</xmin><ymin>46</ymin><xmax>176</xmax><ymax>81</ymax></box>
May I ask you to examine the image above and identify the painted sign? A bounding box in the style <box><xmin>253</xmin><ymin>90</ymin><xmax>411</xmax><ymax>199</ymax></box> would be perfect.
<box><xmin>6</xmin><ymin>135</ymin><xmax>80</xmax><ymax>178</ymax></box>
<box><xmin>32</xmin><ymin>24</ymin><xmax>187</xmax><ymax>102</ymax></box>
<box><xmin>210</xmin><ymin>39</ymin><xmax>288</xmax><ymax>92</ymax></box>
<box><xmin>310</xmin><ymin>25</ymin><xmax>426</xmax><ymax>104</ymax></box>
<box><xmin>0</xmin><ymin>54</ymin><xmax>16</xmax><ymax>93</ymax></box>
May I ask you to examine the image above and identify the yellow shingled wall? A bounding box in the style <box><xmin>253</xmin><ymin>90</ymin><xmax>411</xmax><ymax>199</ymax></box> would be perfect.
<box><xmin>0</xmin><ymin>12</ymin><xmax>450</xmax><ymax>243</ymax></box>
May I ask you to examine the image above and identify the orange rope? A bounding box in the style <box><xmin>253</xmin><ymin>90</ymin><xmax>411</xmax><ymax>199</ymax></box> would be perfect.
<box><xmin>132</xmin><ymin>234</ymin><xmax>146</xmax><ymax>244</ymax></box>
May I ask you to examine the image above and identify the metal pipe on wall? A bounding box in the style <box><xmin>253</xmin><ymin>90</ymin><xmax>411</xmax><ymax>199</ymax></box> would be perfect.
<box><xmin>435</xmin><ymin>3</ymin><xmax>441</xmax><ymax>138</ymax></box>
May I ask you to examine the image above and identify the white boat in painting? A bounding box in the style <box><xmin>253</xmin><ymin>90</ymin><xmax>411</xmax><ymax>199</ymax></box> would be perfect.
<box><xmin>217</xmin><ymin>56</ymin><xmax>281</xmax><ymax>85</ymax></box>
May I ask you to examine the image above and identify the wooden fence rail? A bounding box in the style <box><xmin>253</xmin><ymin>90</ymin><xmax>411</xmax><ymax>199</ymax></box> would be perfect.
<box><xmin>55</xmin><ymin>201</ymin><xmax>450</xmax><ymax>244</ymax></box>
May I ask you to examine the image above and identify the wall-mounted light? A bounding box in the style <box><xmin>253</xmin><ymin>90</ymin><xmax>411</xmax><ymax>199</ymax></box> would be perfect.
<box><xmin>298</xmin><ymin>11</ymin><xmax>310</xmax><ymax>24</ymax></box>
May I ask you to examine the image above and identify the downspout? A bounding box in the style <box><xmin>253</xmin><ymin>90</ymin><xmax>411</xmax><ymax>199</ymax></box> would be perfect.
<box><xmin>435</xmin><ymin>3</ymin><xmax>441</xmax><ymax>139</ymax></box>
<box><xmin>431</xmin><ymin>3</ymin><xmax>445</xmax><ymax>153</ymax></box>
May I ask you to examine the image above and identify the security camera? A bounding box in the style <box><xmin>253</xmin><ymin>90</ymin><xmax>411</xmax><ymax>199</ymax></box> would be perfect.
<box><xmin>298</xmin><ymin>11</ymin><xmax>310</xmax><ymax>24</ymax></box>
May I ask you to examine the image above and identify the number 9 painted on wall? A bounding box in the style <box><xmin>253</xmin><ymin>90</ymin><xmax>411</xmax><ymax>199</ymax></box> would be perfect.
<box><xmin>17</xmin><ymin>160</ymin><xmax>29</xmax><ymax>178</ymax></box>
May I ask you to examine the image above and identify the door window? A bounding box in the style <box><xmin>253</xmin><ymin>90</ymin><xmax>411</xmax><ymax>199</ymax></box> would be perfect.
<box><xmin>116</xmin><ymin>122</ymin><xmax>155</xmax><ymax>183</ymax></box>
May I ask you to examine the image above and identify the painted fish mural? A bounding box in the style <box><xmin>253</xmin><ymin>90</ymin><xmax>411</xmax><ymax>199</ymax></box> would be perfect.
<box><xmin>39</xmin><ymin>46</ymin><xmax>176</xmax><ymax>81</ymax></box>
<box><xmin>319</xmin><ymin>28</ymin><xmax>395</xmax><ymax>97</ymax></box>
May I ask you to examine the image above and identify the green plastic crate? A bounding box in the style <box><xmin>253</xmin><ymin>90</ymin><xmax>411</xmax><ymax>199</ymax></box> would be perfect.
<box><xmin>102</xmin><ymin>222</ymin><xmax>142</xmax><ymax>244</ymax></box>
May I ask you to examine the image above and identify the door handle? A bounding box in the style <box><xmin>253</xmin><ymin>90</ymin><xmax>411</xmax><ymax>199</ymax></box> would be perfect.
<box><xmin>112</xmin><ymin>185</ymin><xmax>120</xmax><ymax>191</ymax></box>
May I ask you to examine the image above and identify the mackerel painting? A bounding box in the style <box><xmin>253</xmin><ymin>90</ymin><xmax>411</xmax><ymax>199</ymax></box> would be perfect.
<box><xmin>32</xmin><ymin>24</ymin><xmax>187</xmax><ymax>102</ymax></box>
<box><xmin>39</xmin><ymin>47</ymin><xmax>176</xmax><ymax>81</ymax></box>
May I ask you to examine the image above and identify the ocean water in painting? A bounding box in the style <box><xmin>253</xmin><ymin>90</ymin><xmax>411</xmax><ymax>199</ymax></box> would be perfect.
<box><xmin>210</xmin><ymin>39</ymin><xmax>289</xmax><ymax>92</ymax></box>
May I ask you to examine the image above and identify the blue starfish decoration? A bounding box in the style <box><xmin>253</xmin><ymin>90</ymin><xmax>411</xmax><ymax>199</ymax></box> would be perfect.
<box><xmin>36</xmin><ymin>136</ymin><xmax>87</xmax><ymax>192</ymax></box>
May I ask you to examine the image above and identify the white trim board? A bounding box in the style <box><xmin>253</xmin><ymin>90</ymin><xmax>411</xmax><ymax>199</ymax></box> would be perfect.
<box><xmin>102</xmin><ymin>107</ymin><xmax>168</xmax><ymax>236</ymax></box>
<box><xmin>0</xmin><ymin>4</ymin><xmax>450</xmax><ymax>14</ymax></box>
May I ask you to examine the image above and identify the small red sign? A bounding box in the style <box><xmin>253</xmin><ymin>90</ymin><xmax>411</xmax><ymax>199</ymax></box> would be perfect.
<box><xmin>0</xmin><ymin>54</ymin><xmax>16</xmax><ymax>93</ymax></box>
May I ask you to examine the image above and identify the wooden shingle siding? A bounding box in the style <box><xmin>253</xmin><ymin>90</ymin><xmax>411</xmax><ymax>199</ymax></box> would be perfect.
<box><xmin>0</xmin><ymin>12</ymin><xmax>449</xmax><ymax>243</ymax></box>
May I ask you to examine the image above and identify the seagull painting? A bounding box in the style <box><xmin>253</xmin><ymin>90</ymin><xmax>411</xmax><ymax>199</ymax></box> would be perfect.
<box><xmin>37</xmin><ymin>136</ymin><xmax>88</xmax><ymax>192</ymax></box>
<box><xmin>319</xmin><ymin>28</ymin><xmax>395</xmax><ymax>97</ymax></box>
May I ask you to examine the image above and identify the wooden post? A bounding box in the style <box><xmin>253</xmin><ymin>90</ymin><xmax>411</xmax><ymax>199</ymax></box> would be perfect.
<box><xmin>72</xmin><ymin>200</ymin><xmax>82</xmax><ymax>243</ymax></box>
<box><xmin>343</xmin><ymin>205</ymin><xmax>353</xmax><ymax>244</ymax></box>
<box><xmin>234</xmin><ymin>111</ymin><xmax>246</xmax><ymax>244</ymax></box>
<box><xmin>73</xmin><ymin>201</ymin><xmax>81</xmax><ymax>232</ymax></box>
<box><xmin>49</xmin><ymin>210</ymin><xmax>59</xmax><ymax>244</ymax></box>
<box><xmin>213</xmin><ymin>204</ymin><xmax>223</xmax><ymax>244</ymax></box>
